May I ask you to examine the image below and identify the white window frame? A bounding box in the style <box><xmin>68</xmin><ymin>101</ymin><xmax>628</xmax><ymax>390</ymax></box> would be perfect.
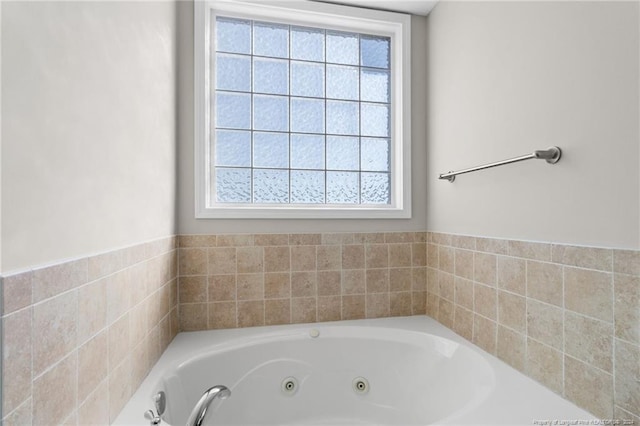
<box><xmin>194</xmin><ymin>0</ymin><xmax>411</xmax><ymax>219</ymax></box>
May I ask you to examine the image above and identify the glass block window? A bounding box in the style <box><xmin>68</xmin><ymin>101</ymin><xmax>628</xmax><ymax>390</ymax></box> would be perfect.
<box><xmin>212</xmin><ymin>17</ymin><xmax>392</xmax><ymax>205</ymax></box>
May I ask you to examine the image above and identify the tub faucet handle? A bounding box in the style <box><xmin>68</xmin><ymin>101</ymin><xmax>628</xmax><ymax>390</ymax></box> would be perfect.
<box><xmin>144</xmin><ymin>410</ymin><xmax>162</xmax><ymax>425</ymax></box>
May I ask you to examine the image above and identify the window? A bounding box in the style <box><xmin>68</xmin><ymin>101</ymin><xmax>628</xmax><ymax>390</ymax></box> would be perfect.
<box><xmin>195</xmin><ymin>0</ymin><xmax>411</xmax><ymax>218</ymax></box>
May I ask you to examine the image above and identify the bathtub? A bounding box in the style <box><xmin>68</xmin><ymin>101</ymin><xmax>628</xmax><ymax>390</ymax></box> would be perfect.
<box><xmin>115</xmin><ymin>316</ymin><xmax>594</xmax><ymax>425</ymax></box>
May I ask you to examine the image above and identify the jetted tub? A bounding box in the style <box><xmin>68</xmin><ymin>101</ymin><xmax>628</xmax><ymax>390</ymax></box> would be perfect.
<box><xmin>115</xmin><ymin>316</ymin><xmax>595</xmax><ymax>425</ymax></box>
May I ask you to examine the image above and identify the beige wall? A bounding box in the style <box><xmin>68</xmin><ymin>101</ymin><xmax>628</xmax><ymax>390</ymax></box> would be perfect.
<box><xmin>177</xmin><ymin>4</ymin><xmax>428</xmax><ymax>234</ymax></box>
<box><xmin>426</xmin><ymin>1</ymin><xmax>640</xmax><ymax>249</ymax></box>
<box><xmin>1</xmin><ymin>1</ymin><xmax>178</xmax><ymax>273</ymax></box>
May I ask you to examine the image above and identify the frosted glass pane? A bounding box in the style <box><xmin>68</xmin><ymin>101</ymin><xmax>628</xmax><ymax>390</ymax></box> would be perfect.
<box><xmin>291</xmin><ymin>27</ymin><xmax>324</xmax><ymax>62</ymax></box>
<box><xmin>326</xmin><ymin>172</ymin><xmax>359</xmax><ymax>204</ymax></box>
<box><xmin>326</xmin><ymin>31</ymin><xmax>359</xmax><ymax>65</ymax></box>
<box><xmin>216</xmin><ymin>92</ymin><xmax>251</xmax><ymax>129</ymax></box>
<box><xmin>291</xmin><ymin>171</ymin><xmax>325</xmax><ymax>203</ymax></box>
<box><xmin>361</xmin><ymin>103</ymin><xmax>389</xmax><ymax>137</ymax></box>
<box><xmin>326</xmin><ymin>136</ymin><xmax>359</xmax><ymax>171</ymax></box>
<box><xmin>216</xmin><ymin>17</ymin><xmax>251</xmax><ymax>54</ymax></box>
<box><xmin>215</xmin><ymin>130</ymin><xmax>251</xmax><ymax>167</ymax></box>
<box><xmin>291</xmin><ymin>98</ymin><xmax>325</xmax><ymax>134</ymax></box>
<box><xmin>360</xmin><ymin>138</ymin><xmax>389</xmax><ymax>172</ymax></box>
<box><xmin>253</xmin><ymin>58</ymin><xmax>288</xmax><ymax>95</ymax></box>
<box><xmin>215</xmin><ymin>168</ymin><xmax>251</xmax><ymax>203</ymax></box>
<box><xmin>361</xmin><ymin>69</ymin><xmax>389</xmax><ymax>103</ymax></box>
<box><xmin>253</xmin><ymin>95</ymin><xmax>288</xmax><ymax>131</ymax></box>
<box><xmin>326</xmin><ymin>65</ymin><xmax>359</xmax><ymax>100</ymax></box>
<box><xmin>361</xmin><ymin>35</ymin><xmax>389</xmax><ymax>69</ymax></box>
<box><xmin>291</xmin><ymin>134</ymin><xmax>324</xmax><ymax>170</ymax></box>
<box><xmin>216</xmin><ymin>54</ymin><xmax>250</xmax><ymax>92</ymax></box>
<box><xmin>253</xmin><ymin>132</ymin><xmax>288</xmax><ymax>168</ymax></box>
<box><xmin>254</xmin><ymin>22</ymin><xmax>289</xmax><ymax>58</ymax></box>
<box><xmin>326</xmin><ymin>101</ymin><xmax>359</xmax><ymax>135</ymax></box>
<box><xmin>291</xmin><ymin>62</ymin><xmax>324</xmax><ymax>98</ymax></box>
<box><xmin>253</xmin><ymin>169</ymin><xmax>289</xmax><ymax>203</ymax></box>
<box><xmin>361</xmin><ymin>172</ymin><xmax>390</xmax><ymax>204</ymax></box>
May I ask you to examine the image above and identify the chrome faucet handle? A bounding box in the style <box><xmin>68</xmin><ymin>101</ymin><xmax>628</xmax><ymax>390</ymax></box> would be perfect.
<box><xmin>144</xmin><ymin>409</ymin><xmax>162</xmax><ymax>425</ymax></box>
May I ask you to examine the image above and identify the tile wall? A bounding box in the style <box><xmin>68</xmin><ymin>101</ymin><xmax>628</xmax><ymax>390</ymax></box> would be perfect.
<box><xmin>425</xmin><ymin>232</ymin><xmax>639</xmax><ymax>422</ymax></box>
<box><xmin>177</xmin><ymin>232</ymin><xmax>427</xmax><ymax>330</ymax></box>
<box><xmin>1</xmin><ymin>236</ymin><xmax>178</xmax><ymax>425</ymax></box>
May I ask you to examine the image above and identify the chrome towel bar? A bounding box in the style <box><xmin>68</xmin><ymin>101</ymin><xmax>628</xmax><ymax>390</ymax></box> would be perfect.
<box><xmin>438</xmin><ymin>146</ymin><xmax>562</xmax><ymax>183</ymax></box>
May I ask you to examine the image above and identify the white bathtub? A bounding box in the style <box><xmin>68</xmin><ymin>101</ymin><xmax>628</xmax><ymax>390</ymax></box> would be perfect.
<box><xmin>115</xmin><ymin>316</ymin><xmax>594</xmax><ymax>425</ymax></box>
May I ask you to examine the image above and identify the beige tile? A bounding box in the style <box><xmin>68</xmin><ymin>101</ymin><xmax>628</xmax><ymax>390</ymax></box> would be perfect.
<box><xmin>88</xmin><ymin>249</ymin><xmax>124</xmax><ymax>282</ymax></box>
<box><xmin>367</xmin><ymin>244</ymin><xmax>390</xmax><ymax>268</ymax></box>
<box><xmin>426</xmin><ymin>293</ymin><xmax>439</xmax><ymax>318</ymax></box>
<box><xmin>265</xmin><ymin>299</ymin><xmax>291</xmax><ymax>325</ymax></box>
<box><xmin>414</xmin><ymin>232</ymin><xmax>428</xmax><ymax>243</ymax></box>
<box><xmin>179</xmin><ymin>234</ymin><xmax>217</xmax><ymax>248</ymax></box>
<box><xmin>497</xmin><ymin>326</ymin><xmax>525</xmax><ymax>371</ymax></box>
<box><xmin>122</xmin><ymin>243</ymin><xmax>148</xmax><ymax>267</ymax></box>
<box><xmin>106</xmin><ymin>270</ymin><xmax>132</xmax><ymax>324</ymax></box>
<box><xmin>317</xmin><ymin>245</ymin><xmax>341</xmax><ymax>270</ymax></box>
<box><xmin>342</xmin><ymin>295</ymin><xmax>365</xmax><ymax>320</ymax></box>
<box><xmin>291</xmin><ymin>246</ymin><xmax>317</xmax><ymax>271</ymax></box>
<box><xmin>178</xmin><ymin>248</ymin><xmax>207</xmax><ymax>275</ymax></box>
<box><xmin>292</xmin><ymin>297</ymin><xmax>317</xmax><ymax>323</ymax></box>
<box><xmin>145</xmin><ymin>237</ymin><xmax>175</xmax><ymax>258</ymax></box>
<box><xmin>431</xmin><ymin>232</ymin><xmax>452</xmax><ymax>246</ymax></box>
<box><xmin>108</xmin><ymin>356</ymin><xmax>132</xmax><ymax>421</ymax></box>
<box><xmin>614</xmin><ymin>406</ymin><xmax>640</xmax><ymax>424</ymax></box>
<box><xmin>438</xmin><ymin>246</ymin><xmax>454</xmax><ymax>273</ymax></box>
<box><xmin>390</xmin><ymin>292</ymin><xmax>412</xmax><ymax>317</ymax></box>
<box><xmin>78</xmin><ymin>332</ymin><xmax>108</xmax><ymax>398</ymax></box>
<box><xmin>264</xmin><ymin>273</ymin><xmax>290</xmax><ymax>299</ymax></box>
<box><xmin>343</xmin><ymin>245</ymin><xmax>365</xmax><ymax>269</ymax></box>
<box><xmin>179</xmin><ymin>275</ymin><xmax>207</xmax><ymax>303</ymax></box>
<box><xmin>508</xmin><ymin>240</ymin><xmax>551</xmax><ymax>261</ymax></box>
<box><xmin>128</xmin><ymin>262</ymin><xmax>148</xmax><ymax>307</ymax></box>
<box><xmin>614</xmin><ymin>339</ymin><xmax>640</xmax><ymax>417</ymax></box>
<box><xmin>389</xmin><ymin>244</ymin><xmax>411</xmax><ymax>268</ymax></box>
<box><xmin>564</xmin><ymin>311</ymin><xmax>613</xmax><ymax>373</ymax></box>
<box><xmin>264</xmin><ymin>246</ymin><xmax>290</xmax><ymax>272</ymax></box>
<box><xmin>353</xmin><ymin>232</ymin><xmax>384</xmax><ymax>244</ymax></box>
<box><xmin>129</xmin><ymin>302</ymin><xmax>148</xmax><ymax>345</ymax></box>
<box><xmin>208</xmin><ymin>247</ymin><xmax>236</xmax><ymax>275</ymax></box>
<box><xmin>474</xmin><ymin>283</ymin><xmax>496</xmax><ymax>320</ymax></box>
<box><xmin>453</xmin><ymin>305</ymin><xmax>473</xmax><ymax>341</ymax></box>
<box><xmin>565</xmin><ymin>266</ymin><xmax>613</xmax><ymax>322</ymax></box>
<box><xmin>254</xmin><ymin>234</ymin><xmax>289</xmax><ymax>246</ymax></box>
<box><xmin>438</xmin><ymin>298</ymin><xmax>454</xmax><ymax>328</ymax></box>
<box><xmin>318</xmin><ymin>296</ymin><xmax>342</xmax><ymax>322</ymax></box>
<box><xmin>180</xmin><ymin>303</ymin><xmax>208</xmax><ymax>331</ymax></box>
<box><xmin>614</xmin><ymin>249</ymin><xmax>640</xmax><ymax>276</ymax></box>
<box><xmin>237</xmin><ymin>274</ymin><xmax>264</xmax><ymax>300</ymax></box>
<box><xmin>615</xmin><ymin>273</ymin><xmax>640</xmax><ymax>344</ymax></box>
<box><xmin>33</xmin><ymin>291</ymin><xmax>77</xmax><ymax>376</ymax></box>
<box><xmin>317</xmin><ymin>270</ymin><xmax>341</xmax><ymax>296</ymax></box>
<box><xmin>474</xmin><ymin>252</ymin><xmax>496</xmax><ymax>286</ymax></box>
<box><xmin>497</xmin><ymin>291</ymin><xmax>526</xmax><ymax>333</ymax></box>
<box><xmin>390</xmin><ymin>268</ymin><xmax>412</xmax><ymax>292</ymax></box>
<box><xmin>289</xmin><ymin>234</ymin><xmax>322</xmax><ymax>246</ymax></box>
<box><xmin>526</xmin><ymin>338</ymin><xmax>563</xmax><ymax>395</ymax></box>
<box><xmin>321</xmin><ymin>233</ymin><xmax>353</xmax><ymax>245</ymax></box>
<box><xmin>411</xmin><ymin>243</ymin><xmax>427</xmax><ymax>267</ymax></box>
<box><xmin>412</xmin><ymin>267</ymin><xmax>427</xmax><ymax>292</ymax></box>
<box><xmin>552</xmin><ymin>244</ymin><xmax>612</xmax><ymax>272</ymax></box>
<box><xmin>451</xmin><ymin>235</ymin><xmax>476</xmax><ymax>250</ymax></box>
<box><xmin>237</xmin><ymin>247</ymin><xmax>264</xmax><ymax>273</ymax></box>
<box><xmin>366</xmin><ymin>269</ymin><xmax>389</xmax><ymax>293</ymax></box>
<box><xmin>565</xmin><ymin>355</ymin><xmax>613</xmax><ymax>419</ymax></box>
<box><xmin>78</xmin><ymin>380</ymin><xmax>109</xmax><ymax>426</ymax></box>
<box><xmin>33</xmin><ymin>258</ymin><xmax>87</xmax><ymax>303</ymax></box>
<box><xmin>108</xmin><ymin>313</ymin><xmax>130</xmax><ymax>369</ymax></box>
<box><xmin>473</xmin><ymin>315</ymin><xmax>497</xmax><ymax>354</ymax></box>
<box><xmin>341</xmin><ymin>269</ymin><xmax>365</xmax><ymax>295</ymax></box>
<box><xmin>366</xmin><ymin>293</ymin><xmax>389</xmax><ymax>318</ymax></box>
<box><xmin>209</xmin><ymin>302</ymin><xmax>237</xmax><ymax>329</ymax></box>
<box><xmin>238</xmin><ymin>300</ymin><xmax>264</xmax><ymax>327</ymax></box>
<box><xmin>412</xmin><ymin>291</ymin><xmax>426</xmax><ymax>315</ymax></box>
<box><xmin>77</xmin><ymin>278</ymin><xmax>107</xmax><ymax>344</ymax></box>
<box><xmin>497</xmin><ymin>256</ymin><xmax>526</xmax><ymax>295</ymax></box>
<box><xmin>526</xmin><ymin>261</ymin><xmax>563</xmax><ymax>306</ymax></box>
<box><xmin>33</xmin><ymin>353</ymin><xmax>77</xmax><ymax>426</ymax></box>
<box><xmin>454</xmin><ymin>249</ymin><xmax>473</xmax><ymax>280</ymax></box>
<box><xmin>527</xmin><ymin>299</ymin><xmax>563</xmax><ymax>350</ymax></box>
<box><xmin>384</xmin><ymin>232</ymin><xmax>414</xmax><ymax>243</ymax></box>
<box><xmin>292</xmin><ymin>272</ymin><xmax>317</xmax><ymax>297</ymax></box>
<box><xmin>3</xmin><ymin>398</ymin><xmax>32</xmax><ymax>426</ymax></box>
<box><xmin>439</xmin><ymin>272</ymin><xmax>454</xmax><ymax>301</ymax></box>
<box><xmin>2</xmin><ymin>271</ymin><xmax>32</xmax><ymax>315</ymax></box>
<box><xmin>208</xmin><ymin>274</ymin><xmax>236</xmax><ymax>301</ymax></box>
<box><xmin>476</xmin><ymin>237</ymin><xmax>509</xmax><ymax>255</ymax></box>
<box><xmin>427</xmin><ymin>243</ymin><xmax>439</xmax><ymax>268</ymax></box>
<box><xmin>454</xmin><ymin>277</ymin><xmax>473</xmax><ymax>310</ymax></box>
<box><xmin>2</xmin><ymin>309</ymin><xmax>32</xmax><ymax>415</ymax></box>
<box><xmin>426</xmin><ymin>268</ymin><xmax>439</xmax><ymax>295</ymax></box>
<box><xmin>217</xmin><ymin>234</ymin><xmax>254</xmax><ymax>247</ymax></box>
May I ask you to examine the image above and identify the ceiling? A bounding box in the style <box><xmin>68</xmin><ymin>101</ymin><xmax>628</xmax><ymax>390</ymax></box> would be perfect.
<box><xmin>315</xmin><ymin>0</ymin><xmax>438</xmax><ymax>16</ymax></box>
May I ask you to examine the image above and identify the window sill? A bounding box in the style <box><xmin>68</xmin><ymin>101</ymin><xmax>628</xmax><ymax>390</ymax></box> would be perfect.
<box><xmin>196</xmin><ymin>205</ymin><xmax>411</xmax><ymax>219</ymax></box>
